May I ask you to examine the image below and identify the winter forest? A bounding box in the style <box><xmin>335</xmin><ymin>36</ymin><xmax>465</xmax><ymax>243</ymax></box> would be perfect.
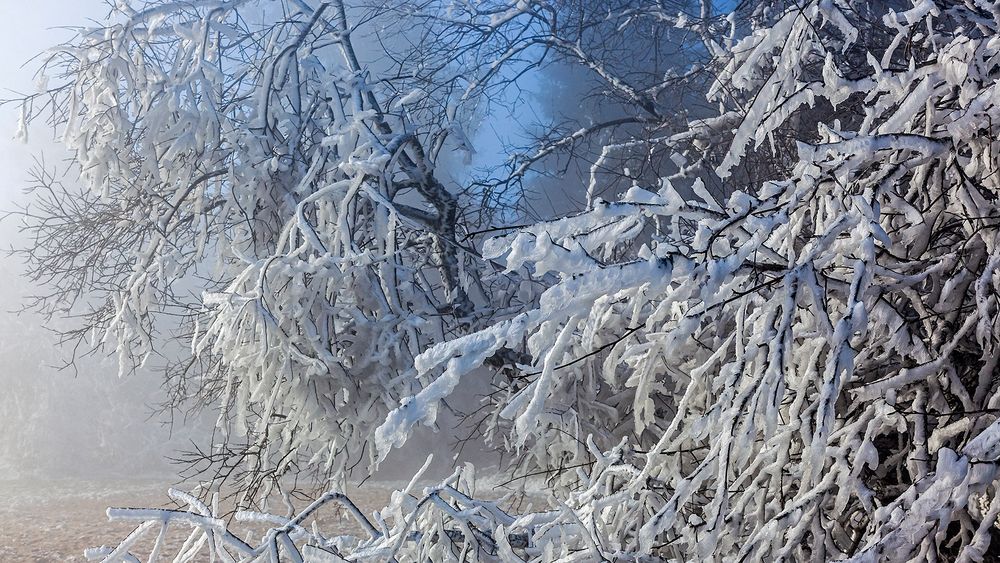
<box><xmin>5</xmin><ymin>0</ymin><xmax>1000</xmax><ymax>560</ymax></box>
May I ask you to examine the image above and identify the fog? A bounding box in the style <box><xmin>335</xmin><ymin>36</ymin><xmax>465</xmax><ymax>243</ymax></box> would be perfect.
<box><xmin>0</xmin><ymin>0</ymin><xmax>211</xmax><ymax>481</ymax></box>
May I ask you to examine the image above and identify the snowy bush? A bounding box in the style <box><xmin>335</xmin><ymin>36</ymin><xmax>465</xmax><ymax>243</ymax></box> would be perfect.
<box><xmin>15</xmin><ymin>0</ymin><xmax>1000</xmax><ymax>560</ymax></box>
<box><xmin>86</xmin><ymin>464</ymin><xmax>541</xmax><ymax>562</ymax></box>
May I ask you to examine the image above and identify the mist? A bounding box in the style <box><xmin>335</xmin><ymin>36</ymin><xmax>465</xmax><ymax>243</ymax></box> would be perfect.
<box><xmin>0</xmin><ymin>1</ymin><xmax>215</xmax><ymax>481</ymax></box>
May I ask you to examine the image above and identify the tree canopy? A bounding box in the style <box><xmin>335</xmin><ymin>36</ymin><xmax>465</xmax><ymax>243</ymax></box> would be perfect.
<box><xmin>16</xmin><ymin>0</ymin><xmax>1000</xmax><ymax>560</ymax></box>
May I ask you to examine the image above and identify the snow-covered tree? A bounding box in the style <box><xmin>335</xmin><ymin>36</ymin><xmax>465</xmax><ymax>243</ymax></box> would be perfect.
<box><xmin>376</xmin><ymin>0</ymin><xmax>1000</xmax><ymax>559</ymax></box>
<box><xmin>18</xmin><ymin>0</ymin><xmax>1000</xmax><ymax>560</ymax></box>
<box><xmin>14</xmin><ymin>0</ymin><xmax>494</xmax><ymax>501</ymax></box>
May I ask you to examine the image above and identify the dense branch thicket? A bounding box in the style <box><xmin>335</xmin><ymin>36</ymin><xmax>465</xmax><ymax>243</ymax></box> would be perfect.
<box><xmin>16</xmin><ymin>0</ymin><xmax>1000</xmax><ymax>560</ymax></box>
<box><xmin>15</xmin><ymin>0</ymin><xmax>494</xmax><ymax>502</ymax></box>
